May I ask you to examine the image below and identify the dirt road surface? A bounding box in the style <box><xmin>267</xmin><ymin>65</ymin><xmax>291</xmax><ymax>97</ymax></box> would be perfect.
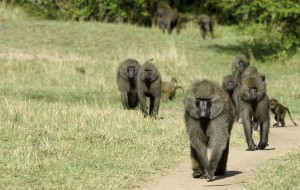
<box><xmin>138</xmin><ymin>121</ymin><xmax>300</xmax><ymax>190</ymax></box>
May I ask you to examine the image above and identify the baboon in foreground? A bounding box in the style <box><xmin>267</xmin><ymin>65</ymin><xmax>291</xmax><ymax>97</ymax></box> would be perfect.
<box><xmin>117</xmin><ymin>58</ymin><xmax>141</xmax><ymax>109</ymax></box>
<box><xmin>156</xmin><ymin>3</ymin><xmax>181</xmax><ymax>34</ymax></box>
<box><xmin>138</xmin><ymin>60</ymin><xmax>161</xmax><ymax>117</ymax></box>
<box><xmin>197</xmin><ymin>15</ymin><xmax>215</xmax><ymax>39</ymax></box>
<box><xmin>269</xmin><ymin>99</ymin><xmax>297</xmax><ymax>127</ymax></box>
<box><xmin>239</xmin><ymin>75</ymin><xmax>270</xmax><ymax>151</ymax></box>
<box><xmin>184</xmin><ymin>80</ymin><xmax>234</xmax><ymax>180</ymax></box>
<box><xmin>161</xmin><ymin>77</ymin><xmax>184</xmax><ymax>102</ymax></box>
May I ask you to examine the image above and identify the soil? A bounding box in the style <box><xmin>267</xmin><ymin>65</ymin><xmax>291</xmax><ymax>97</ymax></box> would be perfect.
<box><xmin>138</xmin><ymin>120</ymin><xmax>300</xmax><ymax>190</ymax></box>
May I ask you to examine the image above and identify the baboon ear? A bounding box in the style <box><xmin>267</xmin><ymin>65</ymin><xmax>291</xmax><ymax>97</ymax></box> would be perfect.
<box><xmin>210</xmin><ymin>95</ymin><xmax>224</xmax><ymax>119</ymax></box>
<box><xmin>185</xmin><ymin>95</ymin><xmax>199</xmax><ymax>119</ymax></box>
<box><xmin>120</xmin><ymin>66</ymin><xmax>128</xmax><ymax>79</ymax></box>
<box><xmin>151</xmin><ymin>71</ymin><xmax>159</xmax><ymax>81</ymax></box>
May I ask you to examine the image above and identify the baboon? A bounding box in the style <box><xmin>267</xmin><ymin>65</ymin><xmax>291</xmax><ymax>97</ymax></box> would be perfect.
<box><xmin>231</xmin><ymin>54</ymin><xmax>250</xmax><ymax>77</ymax></box>
<box><xmin>156</xmin><ymin>3</ymin><xmax>181</xmax><ymax>34</ymax></box>
<box><xmin>117</xmin><ymin>58</ymin><xmax>141</xmax><ymax>109</ymax></box>
<box><xmin>138</xmin><ymin>60</ymin><xmax>161</xmax><ymax>117</ymax></box>
<box><xmin>269</xmin><ymin>99</ymin><xmax>297</xmax><ymax>127</ymax></box>
<box><xmin>242</xmin><ymin>66</ymin><xmax>266</xmax><ymax>82</ymax></box>
<box><xmin>222</xmin><ymin>74</ymin><xmax>240</xmax><ymax>120</ymax></box>
<box><xmin>161</xmin><ymin>77</ymin><xmax>184</xmax><ymax>102</ymax></box>
<box><xmin>239</xmin><ymin>75</ymin><xmax>270</xmax><ymax>151</ymax></box>
<box><xmin>184</xmin><ymin>80</ymin><xmax>234</xmax><ymax>180</ymax></box>
<box><xmin>197</xmin><ymin>15</ymin><xmax>215</xmax><ymax>39</ymax></box>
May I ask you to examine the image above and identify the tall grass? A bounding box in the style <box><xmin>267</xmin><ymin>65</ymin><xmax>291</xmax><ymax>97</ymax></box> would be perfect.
<box><xmin>0</xmin><ymin>6</ymin><xmax>299</xmax><ymax>189</ymax></box>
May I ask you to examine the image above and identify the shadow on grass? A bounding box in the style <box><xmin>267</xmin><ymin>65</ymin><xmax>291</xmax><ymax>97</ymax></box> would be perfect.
<box><xmin>207</xmin><ymin>41</ymin><xmax>297</xmax><ymax>62</ymax></box>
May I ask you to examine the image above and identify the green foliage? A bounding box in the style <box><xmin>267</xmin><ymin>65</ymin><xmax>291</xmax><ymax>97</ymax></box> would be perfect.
<box><xmin>241</xmin><ymin>0</ymin><xmax>299</xmax><ymax>60</ymax></box>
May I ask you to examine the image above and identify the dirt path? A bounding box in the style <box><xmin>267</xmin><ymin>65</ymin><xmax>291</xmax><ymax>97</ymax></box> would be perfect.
<box><xmin>138</xmin><ymin>121</ymin><xmax>300</xmax><ymax>190</ymax></box>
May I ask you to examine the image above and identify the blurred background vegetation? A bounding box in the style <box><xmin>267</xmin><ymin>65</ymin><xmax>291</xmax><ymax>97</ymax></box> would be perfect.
<box><xmin>2</xmin><ymin>0</ymin><xmax>300</xmax><ymax>61</ymax></box>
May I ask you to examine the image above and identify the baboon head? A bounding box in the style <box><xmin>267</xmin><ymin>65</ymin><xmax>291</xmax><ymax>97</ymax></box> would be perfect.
<box><xmin>185</xmin><ymin>80</ymin><xmax>224</xmax><ymax>120</ymax></box>
<box><xmin>239</xmin><ymin>60</ymin><xmax>249</xmax><ymax>72</ymax></box>
<box><xmin>119</xmin><ymin>59</ymin><xmax>140</xmax><ymax>80</ymax></box>
<box><xmin>140</xmin><ymin>62</ymin><xmax>159</xmax><ymax>82</ymax></box>
<box><xmin>241</xmin><ymin>76</ymin><xmax>266</xmax><ymax>102</ymax></box>
<box><xmin>222</xmin><ymin>75</ymin><xmax>237</xmax><ymax>92</ymax></box>
<box><xmin>269</xmin><ymin>98</ymin><xmax>278</xmax><ymax>110</ymax></box>
<box><xmin>243</xmin><ymin>66</ymin><xmax>266</xmax><ymax>82</ymax></box>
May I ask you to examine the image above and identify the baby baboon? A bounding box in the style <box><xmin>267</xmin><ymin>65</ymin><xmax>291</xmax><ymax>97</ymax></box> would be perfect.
<box><xmin>156</xmin><ymin>3</ymin><xmax>181</xmax><ymax>34</ymax></box>
<box><xmin>138</xmin><ymin>60</ymin><xmax>161</xmax><ymax>117</ymax></box>
<box><xmin>197</xmin><ymin>15</ymin><xmax>215</xmax><ymax>39</ymax></box>
<box><xmin>161</xmin><ymin>77</ymin><xmax>184</xmax><ymax>102</ymax></box>
<box><xmin>239</xmin><ymin>75</ymin><xmax>270</xmax><ymax>151</ymax></box>
<box><xmin>269</xmin><ymin>99</ymin><xmax>297</xmax><ymax>127</ymax></box>
<box><xmin>184</xmin><ymin>80</ymin><xmax>234</xmax><ymax>180</ymax></box>
<box><xmin>222</xmin><ymin>74</ymin><xmax>240</xmax><ymax>120</ymax></box>
<box><xmin>117</xmin><ymin>58</ymin><xmax>141</xmax><ymax>109</ymax></box>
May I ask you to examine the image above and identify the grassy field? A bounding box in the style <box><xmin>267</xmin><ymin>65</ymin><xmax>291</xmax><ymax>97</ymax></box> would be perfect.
<box><xmin>0</xmin><ymin>5</ymin><xmax>300</xmax><ymax>189</ymax></box>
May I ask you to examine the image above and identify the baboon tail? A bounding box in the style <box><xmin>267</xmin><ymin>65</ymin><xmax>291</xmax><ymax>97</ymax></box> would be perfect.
<box><xmin>286</xmin><ymin>107</ymin><xmax>298</xmax><ymax>126</ymax></box>
<box><xmin>175</xmin><ymin>85</ymin><xmax>184</xmax><ymax>92</ymax></box>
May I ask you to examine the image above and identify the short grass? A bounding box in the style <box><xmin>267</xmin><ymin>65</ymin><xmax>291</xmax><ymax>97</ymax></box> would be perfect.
<box><xmin>0</xmin><ymin>5</ymin><xmax>299</xmax><ymax>189</ymax></box>
<box><xmin>244</xmin><ymin>147</ymin><xmax>300</xmax><ymax>190</ymax></box>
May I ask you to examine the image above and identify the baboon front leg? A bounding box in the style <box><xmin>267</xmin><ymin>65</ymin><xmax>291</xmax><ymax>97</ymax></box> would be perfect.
<box><xmin>190</xmin><ymin>146</ymin><xmax>205</xmax><ymax>178</ymax></box>
<box><xmin>243</xmin><ymin>118</ymin><xmax>257</xmax><ymax>151</ymax></box>
<box><xmin>121</xmin><ymin>93</ymin><xmax>129</xmax><ymax>109</ymax></box>
<box><xmin>139</xmin><ymin>96</ymin><xmax>148</xmax><ymax>117</ymax></box>
<box><xmin>258</xmin><ymin>120</ymin><xmax>270</xmax><ymax>150</ymax></box>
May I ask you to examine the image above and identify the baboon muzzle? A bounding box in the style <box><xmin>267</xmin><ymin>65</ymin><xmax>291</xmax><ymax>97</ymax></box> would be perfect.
<box><xmin>196</xmin><ymin>98</ymin><xmax>211</xmax><ymax>118</ymax></box>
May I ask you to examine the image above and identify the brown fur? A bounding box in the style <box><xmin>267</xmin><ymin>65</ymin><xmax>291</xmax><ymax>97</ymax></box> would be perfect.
<box><xmin>269</xmin><ymin>98</ymin><xmax>297</xmax><ymax>127</ymax></box>
<box><xmin>161</xmin><ymin>77</ymin><xmax>184</xmax><ymax>102</ymax></box>
<box><xmin>198</xmin><ymin>15</ymin><xmax>215</xmax><ymax>39</ymax></box>
<box><xmin>239</xmin><ymin>75</ymin><xmax>270</xmax><ymax>151</ymax></box>
<box><xmin>184</xmin><ymin>79</ymin><xmax>234</xmax><ymax>180</ymax></box>
<box><xmin>117</xmin><ymin>58</ymin><xmax>141</xmax><ymax>109</ymax></box>
<box><xmin>137</xmin><ymin>60</ymin><xmax>161</xmax><ymax>117</ymax></box>
<box><xmin>156</xmin><ymin>3</ymin><xmax>181</xmax><ymax>34</ymax></box>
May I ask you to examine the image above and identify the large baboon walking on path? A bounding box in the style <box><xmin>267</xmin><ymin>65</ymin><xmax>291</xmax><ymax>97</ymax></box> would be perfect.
<box><xmin>184</xmin><ymin>80</ymin><xmax>234</xmax><ymax>180</ymax></box>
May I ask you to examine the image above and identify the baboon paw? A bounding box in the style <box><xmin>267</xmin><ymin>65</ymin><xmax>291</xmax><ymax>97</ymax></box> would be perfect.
<box><xmin>204</xmin><ymin>171</ymin><xmax>215</xmax><ymax>180</ymax></box>
<box><xmin>246</xmin><ymin>146</ymin><xmax>257</xmax><ymax>151</ymax></box>
<box><xmin>192</xmin><ymin>172</ymin><xmax>202</xmax><ymax>178</ymax></box>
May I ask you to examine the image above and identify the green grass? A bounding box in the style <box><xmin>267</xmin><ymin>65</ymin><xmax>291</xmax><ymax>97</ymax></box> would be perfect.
<box><xmin>245</xmin><ymin>147</ymin><xmax>300</xmax><ymax>190</ymax></box>
<box><xmin>0</xmin><ymin>5</ymin><xmax>299</xmax><ymax>189</ymax></box>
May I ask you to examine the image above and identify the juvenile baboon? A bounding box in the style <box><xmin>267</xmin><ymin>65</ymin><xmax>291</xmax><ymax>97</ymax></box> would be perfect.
<box><xmin>232</xmin><ymin>54</ymin><xmax>249</xmax><ymax>74</ymax></box>
<box><xmin>156</xmin><ymin>3</ymin><xmax>181</xmax><ymax>34</ymax></box>
<box><xmin>269</xmin><ymin>99</ymin><xmax>297</xmax><ymax>127</ymax></box>
<box><xmin>222</xmin><ymin>74</ymin><xmax>240</xmax><ymax>120</ymax></box>
<box><xmin>184</xmin><ymin>80</ymin><xmax>234</xmax><ymax>180</ymax></box>
<box><xmin>161</xmin><ymin>77</ymin><xmax>184</xmax><ymax>102</ymax></box>
<box><xmin>117</xmin><ymin>58</ymin><xmax>141</xmax><ymax>109</ymax></box>
<box><xmin>239</xmin><ymin>75</ymin><xmax>270</xmax><ymax>151</ymax></box>
<box><xmin>197</xmin><ymin>15</ymin><xmax>215</xmax><ymax>39</ymax></box>
<box><xmin>138</xmin><ymin>60</ymin><xmax>161</xmax><ymax>117</ymax></box>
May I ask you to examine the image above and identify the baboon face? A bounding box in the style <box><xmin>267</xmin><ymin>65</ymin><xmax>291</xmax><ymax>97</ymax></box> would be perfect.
<box><xmin>140</xmin><ymin>63</ymin><xmax>158</xmax><ymax>82</ymax></box>
<box><xmin>225</xmin><ymin>81</ymin><xmax>235</xmax><ymax>91</ymax></box>
<box><xmin>269</xmin><ymin>99</ymin><xmax>278</xmax><ymax>110</ymax></box>
<box><xmin>250</xmin><ymin>88</ymin><xmax>257</xmax><ymax>100</ymax></box>
<box><xmin>143</xmin><ymin>69</ymin><xmax>152</xmax><ymax>81</ymax></box>
<box><xmin>195</xmin><ymin>98</ymin><xmax>211</xmax><ymax>118</ymax></box>
<box><xmin>127</xmin><ymin>66</ymin><xmax>137</xmax><ymax>79</ymax></box>
<box><xmin>239</xmin><ymin>61</ymin><xmax>249</xmax><ymax>71</ymax></box>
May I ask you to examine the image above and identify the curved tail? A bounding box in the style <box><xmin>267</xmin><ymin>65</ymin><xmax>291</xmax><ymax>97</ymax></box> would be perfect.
<box><xmin>174</xmin><ymin>85</ymin><xmax>184</xmax><ymax>93</ymax></box>
<box><xmin>286</xmin><ymin>107</ymin><xmax>298</xmax><ymax>126</ymax></box>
